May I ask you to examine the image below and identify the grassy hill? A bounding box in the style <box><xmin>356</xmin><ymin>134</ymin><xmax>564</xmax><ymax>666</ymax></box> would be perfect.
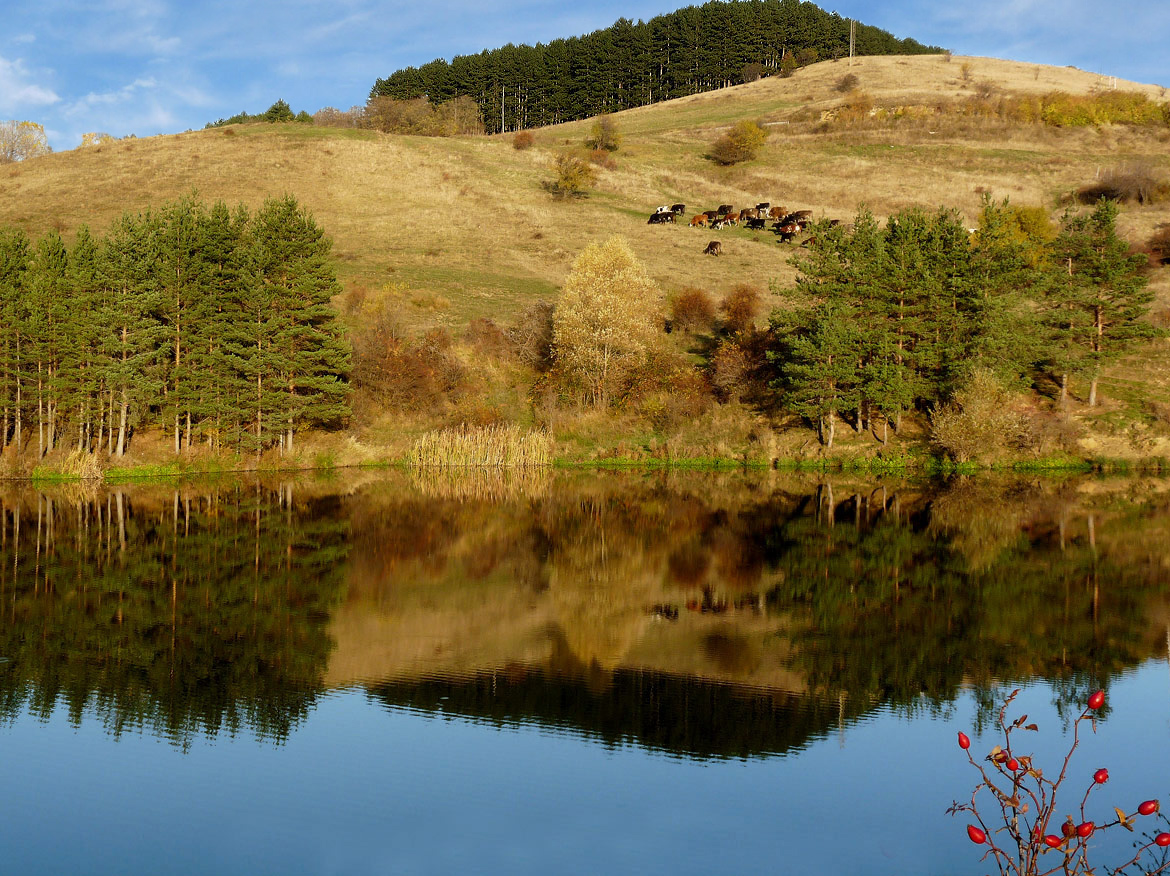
<box><xmin>3</xmin><ymin>54</ymin><xmax>1169</xmax><ymax>466</ymax></box>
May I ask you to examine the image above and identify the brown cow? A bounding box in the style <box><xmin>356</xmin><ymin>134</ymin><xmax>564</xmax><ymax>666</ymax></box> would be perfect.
<box><xmin>768</xmin><ymin>206</ymin><xmax>787</xmax><ymax>220</ymax></box>
<box><xmin>774</xmin><ymin>222</ymin><xmax>800</xmax><ymax>242</ymax></box>
<box><xmin>690</xmin><ymin>214</ymin><xmax>708</xmax><ymax>227</ymax></box>
<box><xmin>724</xmin><ymin>211</ymin><xmax>741</xmax><ymax>226</ymax></box>
<box><xmin>703</xmin><ymin>240</ymin><xmax>723</xmax><ymax>256</ymax></box>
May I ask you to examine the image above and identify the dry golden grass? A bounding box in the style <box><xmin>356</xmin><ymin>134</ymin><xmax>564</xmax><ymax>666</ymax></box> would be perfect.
<box><xmin>2</xmin><ymin>54</ymin><xmax>1167</xmax><ymax>341</ymax></box>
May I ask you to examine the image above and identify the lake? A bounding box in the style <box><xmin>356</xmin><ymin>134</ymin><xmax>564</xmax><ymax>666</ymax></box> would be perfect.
<box><xmin>1</xmin><ymin>470</ymin><xmax>1169</xmax><ymax>875</ymax></box>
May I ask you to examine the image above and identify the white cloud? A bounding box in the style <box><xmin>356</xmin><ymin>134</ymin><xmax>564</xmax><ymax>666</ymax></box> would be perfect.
<box><xmin>64</xmin><ymin>77</ymin><xmax>159</xmax><ymax>115</ymax></box>
<box><xmin>0</xmin><ymin>55</ymin><xmax>59</xmax><ymax>112</ymax></box>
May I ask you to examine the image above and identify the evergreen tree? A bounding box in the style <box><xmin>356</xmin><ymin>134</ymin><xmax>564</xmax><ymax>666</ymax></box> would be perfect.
<box><xmin>228</xmin><ymin>197</ymin><xmax>349</xmax><ymax>455</ymax></box>
<box><xmin>101</xmin><ymin>211</ymin><xmax>165</xmax><ymax>456</ymax></box>
<box><xmin>62</xmin><ymin>227</ymin><xmax>103</xmax><ymax>451</ymax></box>
<box><xmin>26</xmin><ymin>231</ymin><xmax>71</xmax><ymax>456</ymax></box>
<box><xmin>0</xmin><ymin>228</ymin><xmax>30</xmax><ymax>452</ymax></box>
<box><xmin>769</xmin><ymin>300</ymin><xmax>863</xmax><ymax>448</ymax></box>
<box><xmin>369</xmin><ymin>0</ymin><xmax>942</xmax><ymax>133</ymax></box>
<box><xmin>1045</xmin><ymin>200</ymin><xmax>1154</xmax><ymax>406</ymax></box>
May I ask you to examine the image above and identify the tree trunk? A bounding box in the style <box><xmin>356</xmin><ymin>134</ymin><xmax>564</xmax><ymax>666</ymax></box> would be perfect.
<box><xmin>116</xmin><ymin>386</ymin><xmax>128</xmax><ymax>457</ymax></box>
<box><xmin>1059</xmin><ymin>372</ymin><xmax>1068</xmax><ymax>406</ymax></box>
<box><xmin>1088</xmin><ymin>375</ymin><xmax>1099</xmax><ymax>407</ymax></box>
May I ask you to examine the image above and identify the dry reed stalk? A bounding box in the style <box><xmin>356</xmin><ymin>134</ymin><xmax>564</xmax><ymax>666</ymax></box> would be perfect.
<box><xmin>408</xmin><ymin>424</ymin><xmax>553</xmax><ymax>468</ymax></box>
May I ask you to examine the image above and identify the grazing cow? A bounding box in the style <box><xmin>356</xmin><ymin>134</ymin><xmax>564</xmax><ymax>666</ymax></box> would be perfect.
<box><xmin>745</xmin><ymin>217</ymin><xmax>766</xmax><ymax>230</ymax></box>
<box><xmin>671</xmin><ymin>203</ymin><xmax>686</xmax><ymax>215</ymax></box>
<box><xmin>654</xmin><ymin>205</ymin><xmax>671</xmax><ymax>214</ymax></box>
<box><xmin>690</xmin><ymin>214</ymin><xmax>709</xmax><ymax>227</ymax></box>
<box><xmin>724</xmin><ymin>211</ymin><xmax>741</xmax><ymax>226</ymax></box>
<box><xmin>774</xmin><ymin>222</ymin><xmax>801</xmax><ymax>242</ymax></box>
<box><xmin>703</xmin><ymin>240</ymin><xmax>723</xmax><ymax>256</ymax></box>
<box><xmin>648</xmin><ymin>211</ymin><xmax>674</xmax><ymax>224</ymax></box>
<box><xmin>717</xmin><ymin>204</ymin><xmax>734</xmax><ymax>216</ymax></box>
<box><xmin>710</xmin><ymin>218</ymin><xmax>727</xmax><ymax>230</ymax></box>
<box><xmin>741</xmin><ymin>207</ymin><xmax>759</xmax><ymax>220</ymax></box>
<box><xmin>768</xmin><ymin>206</ymin><xmax>786</xmax><ymax>220</ymax></box>
<box><xmin>756</xmin><ymin>202</ymin><xmax>770</xmax><ymax>213</ymax></box>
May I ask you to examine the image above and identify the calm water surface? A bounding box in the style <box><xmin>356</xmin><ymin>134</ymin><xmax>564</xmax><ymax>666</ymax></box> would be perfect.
<box><xmin>1</xmin><ymin>471</ymin><xmax>1169</xmax><ymax>875</ymax></box>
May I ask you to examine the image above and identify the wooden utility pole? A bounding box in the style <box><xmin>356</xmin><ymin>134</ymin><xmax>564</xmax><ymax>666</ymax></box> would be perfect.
<box><xmin>849</xmin><ymin>19</ymin><xmax>855</xmax><ymax>66</ymax></box>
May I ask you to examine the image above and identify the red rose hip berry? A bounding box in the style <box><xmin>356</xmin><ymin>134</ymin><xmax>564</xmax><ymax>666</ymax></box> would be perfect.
<box><xmin>1006</xmin><ymin>758</ymin><xmax>1020</xmax><ymax>771</ymax></box>
<box><xmin>1043</xmin><ymin>835</ymin><xmax>1063</xmax><ymax>849</ymax></box>
<box><xmin>1156</xmin><ymin>833</ymin><xmax>1170</xmax><ymax>847</ymax></box>
<box><xmin>1088</xmin><ymin>690</ymin><xmax>1105</xmax><ymax>710</ymax></box>
<box><xmin>967</xmin><ymin>825</ymin><xmax>987</xmax><ymax>844</ymax></box>
<box><xmin>1139</xmin><ymin>800</ymin><xmax>1160</xmax><ymax>816</ymax></box>
<box><xmin>1093</xmin><ymin>768</ymin><xmax>1109</xmax><ymax>784</ymax></box>
<box><xmin>1076</xmin><ymin>822</ymin><xmax>1095</xmax><ymax>839</ymax></box>
<box><xmin>957</xmin><ymin>731</ymin><xmax>970</xmax><ymax>750</ymax></box>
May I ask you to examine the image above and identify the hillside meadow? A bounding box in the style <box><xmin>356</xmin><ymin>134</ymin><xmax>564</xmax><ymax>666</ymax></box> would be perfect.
<box><xmin>2</xmin><ymin>54</ymin><xmax>1169</xmax><ymax>471</ymax></box>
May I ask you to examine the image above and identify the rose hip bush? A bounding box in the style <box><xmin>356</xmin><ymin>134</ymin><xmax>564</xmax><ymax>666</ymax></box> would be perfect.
<box><xmin>948</xmin><ymin>689</ymin><xmax>1170</xmax><ymax>875</ymax></box>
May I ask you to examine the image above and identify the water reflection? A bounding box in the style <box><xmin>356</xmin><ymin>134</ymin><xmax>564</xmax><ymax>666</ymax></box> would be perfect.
<box><xmin>0</xmin><ymin>483</ymin><xmax>348</xmax><ymax>746</ymax></box>
<box><xmin>1</xmin><ymin>473</ymin><xmax>1168</xmax><ymax>755</ymax></box>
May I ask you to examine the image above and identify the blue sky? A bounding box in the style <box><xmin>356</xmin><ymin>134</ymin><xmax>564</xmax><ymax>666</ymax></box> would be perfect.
<box><xmin>2</xmin><ymin>0</ymin><xmax>1167</xmax><ymax>151</ymax></box>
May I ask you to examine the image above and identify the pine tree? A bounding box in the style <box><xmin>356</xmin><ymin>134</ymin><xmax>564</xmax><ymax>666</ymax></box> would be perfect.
<box><xmin>769</xmin><ymin>300</ymin><xmax>863</xmax><ymax>448</ymax></box>
<box><xmin>0</xmin><ymin>228</ymin><xmax>31</xmax><ymax>452</ymax></box>
<box><xmin>1046</xmin><ymin>200</ymin><xmax>1154</xmax><ymax>406</ymax></box>
<box><xmin>102</xmin><ymin>211</ymin><xmax>165</xmax><ymax>456</ymax></box>
<box><xmin>235</xmin><ymin>196</ymin><xmax>349</xmax><ymax>454</ymax></box>
<box><xmin>63</xmin><ymin>227</ymin><xmax>103</xmax><ymax>451</ymax></box>
<box><xmin>27</xmin><ymin>231</ymin><xmax>71</xmax><ymax>456</ymax></box>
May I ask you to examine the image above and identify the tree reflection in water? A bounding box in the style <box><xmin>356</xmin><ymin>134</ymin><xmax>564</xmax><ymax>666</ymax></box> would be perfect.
<box><xmin>1</xmin><ymin>473</ymin><xmax>1167</xmax><ymax>755</ymax></box>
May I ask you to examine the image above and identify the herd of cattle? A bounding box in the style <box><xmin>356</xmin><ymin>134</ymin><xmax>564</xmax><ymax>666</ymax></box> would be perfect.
<box><xmin>647</xmin><ymin>202</ymin><xmax>821</xmax><ymax>255</ymax></box>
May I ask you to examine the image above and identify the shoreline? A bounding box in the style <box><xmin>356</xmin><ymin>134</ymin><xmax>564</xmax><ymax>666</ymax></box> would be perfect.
<box><xmin>6</xmin><ymin>453</ymin><xmax>1168</xmax><ymax>484</ymax></box>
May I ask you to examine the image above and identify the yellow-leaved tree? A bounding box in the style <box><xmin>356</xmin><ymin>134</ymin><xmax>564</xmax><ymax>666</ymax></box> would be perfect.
<box><xmin>552</xmin><ymin>236</ymin><xmax>663</xmax><ymax>407</ymax></box>
<box><xmin>0</xmin><ymin>120</ymin><xmax>52</xmax><ymax>163</ymax></box>
<box><xmin>79</xmin><ymin>132</ymin><xmax>118</xmax><ymax>148</ymax></box>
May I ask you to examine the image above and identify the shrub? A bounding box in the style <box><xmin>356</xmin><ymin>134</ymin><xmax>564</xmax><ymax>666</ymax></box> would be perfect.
<box><xmin>834</xmin><ymin>73</ymin><xmax>859</xmax><ymax>93</ymax></box>
<box><xmin>351</xmin><ymin>314</ymin><xmax>466</xmax><ymax>411</ymax></box>
<box><xmin>719</xmin><ymin>284</ymin><xmax>763</xmax><ymax>333</ymax></box>
<box><xmin>741</xmin><ymin>62</ymin><xmax>767</xmax><ymax>83</ymax></box>
<box><xmin>670</xmin><ymin>288</ymin><xmax>716</xmax><ymax>334</ymax></box>
<box><xmin>1076</xmin><ymin>163</ymin><xmax>1168</xmax><ymax>205</ymax></box>
<box><xmin>779</xmin><ymin>52</ymin><xmax>797</xmax><ymax>78</ymax></box>
<box><xmin>709</xmin><ymin>120</ymin><xmax>768</xmax><ymax>166</ymax></box>
<box><xmin>363</xmin><ymin>94</ymin><xmax>484</xmax><ymax>136</ymax></box>
<box><xmin>587</xmin><ymin>148</ymin><xmax>617</xmax><ymax>170</ymax></box>
<box><xmin>584</xmin><ymin>115</ymin><xmax>621</xmax><ymax>152</ymax></box>
<box><xmin>545</xmin><ymin>153</ymin><xmax>597</xmax><ymax>199</ymax></box>
<box><xmin>930</xmin><ymin>370</ymin><xmax>1030</xmax><ymax>463</ymax></box>
<box><xmin>710</xmin><ymin>339</ymin><xmax>753</xmax><ymax>403</ymax></box>
<box><xmin>512</xmin><ymin>130</ymin><xmax>535</xmax><ymax>150</ymax></box>
<box><xmin>465</xmin><ymin>317</ymin><xmax>510</xmax><ymax>357</ymax></box>
<box><xmin>794</xmin><ymin>47</ymin><xmax>819</xmax><ymax>67</ymax></box>
<box><xmin>506</xmin><ymin>301</ymin><xmax>556</xmax><ymax>370</ymax></box>
<box><xmin>709</xmin><ymin>330</ymin><xmax>770</xmax><ymax>403</ymax></box>
<box><xmin>1147</xmin><ymin>226</ymin><xmax>1170</xmax><ymax>265</ymax></box>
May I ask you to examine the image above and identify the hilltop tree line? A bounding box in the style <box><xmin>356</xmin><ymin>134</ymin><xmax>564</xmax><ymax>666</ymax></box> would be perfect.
<box><xmin>369</xmin><ymin>0</ymin><xmax>941</xmax><ymax>133</ymax></box>
<box><xmin>0</xmin><ymin>195</ymin><xmax>350</xmax><ymax>460</ymax></box>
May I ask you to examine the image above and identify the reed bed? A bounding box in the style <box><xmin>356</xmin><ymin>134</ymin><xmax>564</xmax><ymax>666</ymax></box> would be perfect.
<box><xmin>407</xmin><ymin>424</ymin><xmax>553</xmax><ymax>469</ymax></box>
